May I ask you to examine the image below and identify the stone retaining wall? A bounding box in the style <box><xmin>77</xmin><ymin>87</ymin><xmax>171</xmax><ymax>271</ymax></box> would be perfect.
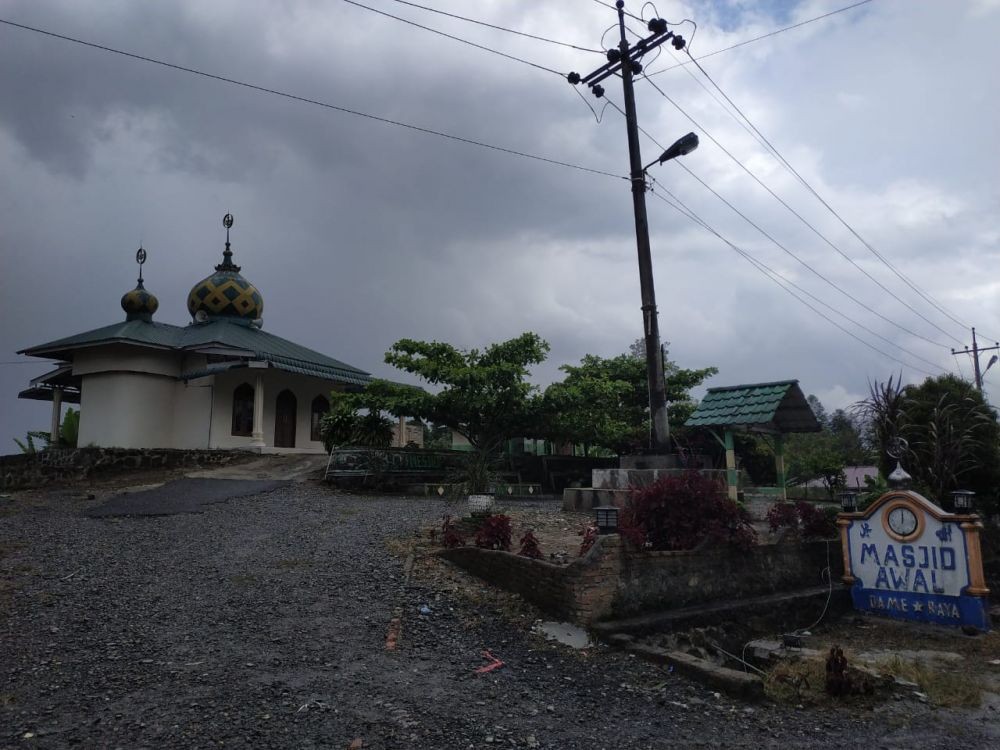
<box><xmin>440</xmin><ymin>534</ymin><xmax>840</xmax><ymax>625</ymax></box>
<box><xmin>0</xmin><ymin>448</ymin><xmax>248</xmax><ymax>490</ymax></box>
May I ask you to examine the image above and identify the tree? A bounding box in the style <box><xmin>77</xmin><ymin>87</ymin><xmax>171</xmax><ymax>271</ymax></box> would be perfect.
<box><xmin>901</xmin><ymin>375</ymin><xmax>1000</xmax><ymax>505</ymax></box>
<box><xmin>331</xmin><ymin>332</ymin><xmax>550</xmax><ymax>490</ymax></box>
<box><xmin>542</xmin><ymin>342</ymin><xmax>716</xmax><ymax>455</ymax></box>
<box><xmin>854</xmin><ymin>374</ymin><xmax>1000</xmax><ymax>512</ymax></box>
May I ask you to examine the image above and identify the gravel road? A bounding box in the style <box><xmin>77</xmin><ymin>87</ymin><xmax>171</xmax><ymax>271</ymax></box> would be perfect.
<box><xmin>1</xmin><ymin>483</ymin><xmax>995</xmax><ymax>748</ymax></box>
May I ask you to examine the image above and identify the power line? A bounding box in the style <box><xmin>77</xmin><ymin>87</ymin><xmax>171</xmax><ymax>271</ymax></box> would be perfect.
<box><xmin>647</xmin><ymin>183</ymin><xmax>940</xmax><ymax>377</ymax></box>
<box><xmin>638</xmin><ymin>74</ymin><xmax>964</xmax><ymax>345</ymax></box>
<box><xmin>0</xmin><ymin>18</ymin><xmax>624</xmax><ymax>181</ymax></box>
<box><xmin>602</xmin><ymin>97</ymin><xmax>951</xmax><ymax>350</ymax></box>
<box><xmin>681</xmin><ymin>47</ymin><xmax>971</xmax><ymax>333</ymax></box>
<box><xmin>591</xmin><ymin>0</ymin><xmax>646</xmax><ymax>24</ymax></box>
<box><xmin>645</xmin><ymin>176</ymin><xmax>945</xmax><ymax>373</ymax></box>
<box><xmin>389</xmin><ymin>0</ymin><xmax>604</xmax><ymax>53</ymax></box>
<box><xmin>0</xmin><ymin>361</ymin><xmax>62</xmax><ymax>365</ymax></box>
<box><xmin>675</xmin><ymin>161</ymin><xmax>951</xmax><ymax>350</ymax></box>
<box><xmin>646</xmin><ymin>0</ymin><xmax>875</xmax><ymax>77</ymax></box>
<box><xmin>340</xmin><ymin>0</ymin><xmax>565</xmax><ymax>77</ymax></box>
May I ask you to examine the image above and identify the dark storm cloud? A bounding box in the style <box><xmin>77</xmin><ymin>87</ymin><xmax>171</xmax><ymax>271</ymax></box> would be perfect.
<box><xmin>2</xmin><ymin>0</ymin><xmax>1000</xmax><ymax>447</ymax></box>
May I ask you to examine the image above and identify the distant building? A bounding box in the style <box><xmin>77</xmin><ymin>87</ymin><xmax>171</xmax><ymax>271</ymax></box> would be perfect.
<box><xmin>17</xmin><ymin>216</ymin><xmax>371</xmax><ymax>452</ymax></box>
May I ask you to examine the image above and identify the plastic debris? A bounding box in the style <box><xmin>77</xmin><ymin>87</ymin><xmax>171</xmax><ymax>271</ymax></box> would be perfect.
<box><xmin>475</xmin><ymin>650</ymin><xmax>504</xmax><ymax>674</ymax></box>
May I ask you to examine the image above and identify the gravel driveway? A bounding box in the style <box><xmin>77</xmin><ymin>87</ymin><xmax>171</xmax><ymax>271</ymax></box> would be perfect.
<box><xmin>1</xmin><ymin>483</ymin><xmax>995</xmax><ymax>748</ymax></box>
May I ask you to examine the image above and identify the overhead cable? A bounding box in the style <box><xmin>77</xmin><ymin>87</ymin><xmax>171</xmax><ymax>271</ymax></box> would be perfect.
<box><xmin>647</xmin><ymin>185</ymin><xmax>940</xmax><ymax>377</ymax></box>
<box><xmin>389</xmin><ymin>0</ymin><xmax>604</xmax><ymax>53</ymax></box>
<box><xmin>340</xmin><ymin>0</ymin><xmax>566</xmax><ymax>77</ymax></box>
<box><xmin>0</xmin><ymin>18</ymin><xmax>624</xmax><ymax>180</ymax></box>
<box><xmin>603</xmin><ymin>97</ymin><xmax>950</xmax><ymax>350</ymax></box>
<box><xmin>646</xmin><ymin>0</ymin><xmax>875</xmax><ymax>76</ymax></box>
<box><xmin>682</xmin><ymin>48</ymin><xmax>970</xmax><ymax>333</ymax></box>
<box><xmin>639</xmin><ymin>75</ymin><xmax>964</xmax><ymax>345</ymax></box>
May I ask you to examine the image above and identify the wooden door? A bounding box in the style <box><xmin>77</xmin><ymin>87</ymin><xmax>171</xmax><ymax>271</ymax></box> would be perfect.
<box><xmin>274</xmin><ymin>390</ymin><xmax>297</xmax><ymax>448</ymax></box>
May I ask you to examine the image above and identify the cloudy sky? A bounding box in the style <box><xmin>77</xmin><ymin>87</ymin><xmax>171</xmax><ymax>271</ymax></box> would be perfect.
<box><xmin>2</xmin><ymin>0</ymin><xmax>999</xmax><ymax>449</ymax></box>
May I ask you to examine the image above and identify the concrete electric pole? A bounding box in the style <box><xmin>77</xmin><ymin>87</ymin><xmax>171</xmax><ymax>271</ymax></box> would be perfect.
<box><xmin>952</xmin><ymin>327</ymin><xmax>1000</xmax><ymax>392</ymax></box>
<box><xmin>570</xmin><ymin>1</ymin><xmax>695</xmax><ymax>453</ymax></box>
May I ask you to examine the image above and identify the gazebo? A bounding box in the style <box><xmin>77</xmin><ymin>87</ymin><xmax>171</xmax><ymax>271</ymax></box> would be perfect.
<box><xmin>685</xmin><ymin>380</ymin><xmax>821</xmax><ymax>500</ymax></box>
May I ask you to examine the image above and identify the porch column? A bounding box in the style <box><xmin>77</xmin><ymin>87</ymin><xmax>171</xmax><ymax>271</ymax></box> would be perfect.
<box><xmin>724</xmin><ymin>428</ymin><xmax>738</xmax><ymax>501</ymax></box>
<box><xmin>398</xmin><ymin>415</ymin><xmax>406</xmax><ymax>447</ymax></box>
<box><xmin>774</xmin><ymin>434</ymin><xmax>787</xmax><ymax>500</ymax></box>
<box><xmin>49</xmin><ymin>387</ymin><xmax>63</xmax><ymax>448</ymax></box>
<box><xmin>251</xmin><ymin>373</ymin><xmax>265</xmax><ymax>447</ymax></box>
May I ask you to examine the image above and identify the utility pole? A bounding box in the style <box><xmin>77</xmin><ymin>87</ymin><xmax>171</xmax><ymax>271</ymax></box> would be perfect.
<box><xmin>952</xmin><ymin>327</ymin><xmax>1000</xmax><ymax>391</ymax></box>
<box><xmin>572</xmin><ymin>0</ymin><xmax>688</xmax><ymax>453</ymax></box>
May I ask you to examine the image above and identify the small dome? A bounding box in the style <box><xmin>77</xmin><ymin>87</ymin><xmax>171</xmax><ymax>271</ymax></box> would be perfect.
<box><xmin>121</xmin><ymin>280</ymin><xmax>159</xmax><ymax>321</ymax></box>
<box><xmin>187</xmin><ymin>237</ymin><xmax>263</xmax><ymax>322</ymax></box>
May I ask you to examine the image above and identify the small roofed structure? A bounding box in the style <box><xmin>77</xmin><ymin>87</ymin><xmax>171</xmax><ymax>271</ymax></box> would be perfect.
<box><xmin>685</xmin><ymin>380</ymin><xmax>821</xmax><ymax>500</ymax></box>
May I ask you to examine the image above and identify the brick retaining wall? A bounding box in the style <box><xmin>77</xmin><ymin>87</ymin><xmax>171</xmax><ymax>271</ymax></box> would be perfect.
<box><xmin>0</xmin><ymin>448</ymin><xmax>248</xmax><ymax>490</ymax></box>
<box><xmin>440</xmin><ymin>534</ymin><xmax>840</xmax><ymax>625</ymax></box>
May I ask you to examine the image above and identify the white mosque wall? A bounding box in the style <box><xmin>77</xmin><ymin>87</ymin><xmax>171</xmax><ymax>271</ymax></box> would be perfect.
<box><xmin>73</xmin><ymin>344</ymin><xmax>181</xmax><ymax>378</ymax></box>
<box><xmin>171</xmin><ymin>381</ymin><xmax>213</xmax><ymax>449</ymax></box>
<box><xmin>77</xmin><ymin>372</ymin><xmax>177</xmax><ymax>449</ymax></box>
<box><xmin>208</xmin><ymin>368</ymin><xmax>344</xmax><ymax>451</ymax></box>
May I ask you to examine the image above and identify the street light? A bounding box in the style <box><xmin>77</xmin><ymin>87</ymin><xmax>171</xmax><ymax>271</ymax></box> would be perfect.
<box><xmin>643</xmin><ymin>132</ymin><xmax>699</xmax><ymax>172</ymax></box>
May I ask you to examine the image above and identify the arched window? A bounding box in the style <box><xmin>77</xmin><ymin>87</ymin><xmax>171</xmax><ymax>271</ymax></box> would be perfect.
<box><xmin>232</xmin><ymin>383</ymin><xmax>254</xmax><ymax>436</ymax></box>
<box><xmin>311</xmin><ymin>395</ymin><xmax>329</xmax><ymax>442</ymax></box>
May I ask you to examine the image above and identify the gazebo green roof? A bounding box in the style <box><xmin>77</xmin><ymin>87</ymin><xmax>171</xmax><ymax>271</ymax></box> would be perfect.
<box><xmin>685</xmin><ymin>380</ymin><xmax>821</xmax><ymax>434</ymax></box>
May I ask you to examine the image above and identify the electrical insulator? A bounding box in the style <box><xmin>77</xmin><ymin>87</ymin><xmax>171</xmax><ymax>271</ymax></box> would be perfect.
<box><xmin>648</xmin><ymin>18</ymin><xmax>668</xmax><ymax>34</ymax></box>
<box><xmin>592</xmin><ymin>84</ymin><xmax>605</xmax><ymax>98</ymax></box>
<box><xmin>631</xmin><ymin>61</ymin><xmax>643</xmax><ymax>75</ymax></box>
<box><xmin>606</xmin><ymin>48</ymin><xmax>621</xmax><ymax>63</ymax></box>
<box><xmin>567</xmin><ymin>71</ymin><xmax>581</xmax><ymax>85</ymax></box>
<box><xmin>672</xmin><ymin>35</ymin><xmax>685</xmax><ymax>50</ymax></box>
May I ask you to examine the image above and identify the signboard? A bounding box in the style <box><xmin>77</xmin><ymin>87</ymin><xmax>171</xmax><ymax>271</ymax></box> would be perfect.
<box><xmin>838</xmin><ymin>490</ymin><xmax>990</xmax><ymax>631</ymax></box>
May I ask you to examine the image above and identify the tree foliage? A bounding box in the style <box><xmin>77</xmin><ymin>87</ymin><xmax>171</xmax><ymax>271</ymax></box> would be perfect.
<box><xmin>542</xmin><ymin>341</ymin><xmax>716</xmax><ymax>455</ymax></box>
<box><xmin>331</xmin><ymin>333</ymin><xmax>548</xmax><ymax>452</ymax></box>
<box><xmin>854</xmin><ymin>374</ymin><xmax>1000</xmax><ymax>511</ymax></box>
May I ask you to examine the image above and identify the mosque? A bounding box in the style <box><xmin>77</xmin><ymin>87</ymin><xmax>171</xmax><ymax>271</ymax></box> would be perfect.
<box><xmin>17</xmin><ymin>215</ymin><xmax>371</xmax><ymax>452</ymax></box>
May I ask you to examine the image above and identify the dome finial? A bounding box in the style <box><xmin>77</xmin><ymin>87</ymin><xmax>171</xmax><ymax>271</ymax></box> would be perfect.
<box><xmin>136</xmin><ymin>245</ymin><xmax>147</xmax><ymax>288</ymax></box>
<box><xmin>122</xmin><ymin>245</ymin><xmax>159</xmax><ymax>321</ymax></box>
<box><xmin>217</xmin><ymin>213</ymin><xmax>240</xmax><ymax>272</ymax></box>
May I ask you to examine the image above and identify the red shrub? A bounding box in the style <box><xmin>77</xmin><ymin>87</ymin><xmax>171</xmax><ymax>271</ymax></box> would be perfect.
<box><xmin>767</xmin><ymin>500</ymin><xmax>837</xmax><ymax>540</ymax></box>
<box><xmin>518</xmin><ymin>530</ymin><xmax>543</xmax><ymax>559</ymax></box>
<box><xmin>620</xmin><ymin>471</ymin><xmax>757</xmax><ymax>552</ymax></box>
<box><xmin>474</xmin><ymin>514</ymin><xmax>512</xmax><ymax>551</ymax></box>
<box><xmin>578</xmin><ymin>523</ymin><xmax>599</xmax><ymax>556</ymax></box>
<box><xmin>441</xmin><ymin>514</ymin><xmax>465</xmax><ymax>548</ymax></box>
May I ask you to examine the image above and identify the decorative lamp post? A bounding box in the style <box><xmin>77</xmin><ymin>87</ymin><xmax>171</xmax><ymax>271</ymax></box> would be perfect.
<box><xmin>838</xmin><ymin>490</ymin><xmax>859</xmax><ymax>513</ymax></box>
<box><xmin>594</xmin><ymin>506</ymin><xmax>620</xmax><ymax>535</ymax></box>
<box><xmin>886</xmin><ymin>437</ymin><xmax>911</xmax><ymax>489</ymax></box>
<box><xmin>951</xmin><ymin>489</ymin><xmax>975</xmax><ymax>513</ymax></box>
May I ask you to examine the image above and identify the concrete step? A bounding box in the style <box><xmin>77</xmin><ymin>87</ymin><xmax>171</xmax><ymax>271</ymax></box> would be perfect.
<box><xmin>592</xmin><ymin>584</ymin><xmax>849</xmax><ymax>637</ymax></box>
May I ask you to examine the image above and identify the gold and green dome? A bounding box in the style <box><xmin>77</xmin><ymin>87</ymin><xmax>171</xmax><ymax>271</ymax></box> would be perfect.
<box><xmin>121</xmin><ymin>279</ymin><xmax>159</xmax><ymax>321</ymax></box>
<box><xmin>187</xmin><ymin>224</ymin><xmax>263</xmax><ymax>322</ymax></box>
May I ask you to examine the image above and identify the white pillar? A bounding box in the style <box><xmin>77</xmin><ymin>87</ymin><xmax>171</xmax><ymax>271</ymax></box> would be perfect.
<box><xmin>251</xmin><ymin>373</ymin><xmax>265</xmax><ymax>447</ymax></box>
<box><xmin>49</xmin><ymin>387</ymin><xmax>63</xmax><ymax>448</ymax></box>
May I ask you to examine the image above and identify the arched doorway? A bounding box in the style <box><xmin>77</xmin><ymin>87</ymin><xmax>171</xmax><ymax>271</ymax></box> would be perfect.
<box><xmin>274</xmin><ymin>390</ymin><xmax>297</xmax><ymax>448</ymax></box>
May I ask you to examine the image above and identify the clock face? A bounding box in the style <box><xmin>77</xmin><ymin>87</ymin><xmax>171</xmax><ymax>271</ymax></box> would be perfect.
<box><xmin>887</xmin><ymin>506</ymin><xmax>918</xmax><ymax>537</ymax></box>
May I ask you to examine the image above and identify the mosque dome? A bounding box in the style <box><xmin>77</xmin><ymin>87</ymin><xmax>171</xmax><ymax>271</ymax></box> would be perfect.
<box><xmin>187</xmin><ymin>214</ymin><xmax>263</xmax><ymax>323</ymax></box>
<box><xmin>121</xmin><ymin>246</ymin><xmax>158</xmax><ymax>321</ymax></box>
<box><xmin>121</xmin><ymin>279</ymin><xmax>159</xmax><ymax>321</ymax></box>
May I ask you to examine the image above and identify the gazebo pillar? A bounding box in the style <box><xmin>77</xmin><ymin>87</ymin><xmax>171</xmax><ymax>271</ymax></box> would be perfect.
<box><xmin>773</xmin><ymin>434</ymin><xmax>787</xmax><ymax>500</ymax></box>
<box><xmin>724</xmin><ymin>428</ymin><xmax>738</xmax><ymax>501</ymax></box>
<box><xmin>251</xmin><ymin>373</ymin><xmax>265</xmax><ymax>447</ymax></box>
<box><xmin>49</xmin><ymin>387</ymin><xmax>63</xmax><ymax>448</ymax></box>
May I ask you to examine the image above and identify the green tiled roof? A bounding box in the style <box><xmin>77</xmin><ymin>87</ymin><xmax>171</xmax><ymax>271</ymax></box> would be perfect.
<box><xmin>19</xmin><ymin>319</ymin><xmax>371</xmax><ymax>388</ymax></box>
<box><xmin>685</xmin><ymin>380</ymin><xmax>821</xmax><ymax>434</ymax></box>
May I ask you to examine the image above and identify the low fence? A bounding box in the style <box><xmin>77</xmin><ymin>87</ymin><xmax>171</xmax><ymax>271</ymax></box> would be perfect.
<box><xmin>0</xmin><ymin>448</ymin><xmax>248</xmax><ymax>491</ymax></box>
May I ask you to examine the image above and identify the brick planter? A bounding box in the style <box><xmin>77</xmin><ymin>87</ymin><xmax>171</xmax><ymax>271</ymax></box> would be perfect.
<box><xmin>440</xmin><ymin>534</ymin><xmax>841</xmax><ymax>625</ymax></box>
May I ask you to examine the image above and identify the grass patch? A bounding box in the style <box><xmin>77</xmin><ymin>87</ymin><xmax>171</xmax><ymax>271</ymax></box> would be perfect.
<box><xmin>876</xmin><ymin>655</ymin><xmax>983</xmax><ymax>708</ymax></box>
